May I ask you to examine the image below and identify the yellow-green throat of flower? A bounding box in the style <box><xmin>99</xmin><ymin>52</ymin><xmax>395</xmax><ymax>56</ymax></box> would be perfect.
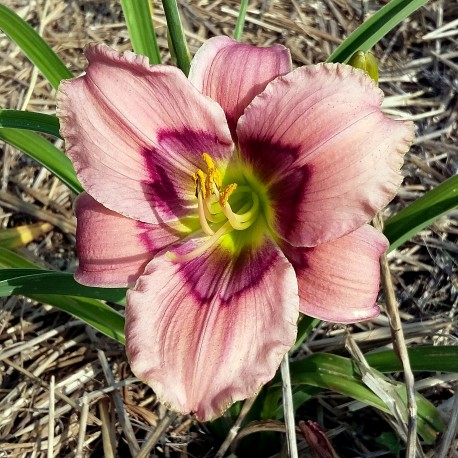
<box><xmin>171</xmin><ymin>153</ymin><xmax>268</xmax><ymax>262</ymax></box>
<box><xmin>193</xmin><ymin>153</ymin><xmax>260</xmax><ymax>234</ymax></box>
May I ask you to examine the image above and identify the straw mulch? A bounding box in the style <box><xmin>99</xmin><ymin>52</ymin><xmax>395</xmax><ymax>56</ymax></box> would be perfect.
<box><xmin>0</xmin><ymin>0</ymin><xmax>457</xmax><ymax>456</ymax></box>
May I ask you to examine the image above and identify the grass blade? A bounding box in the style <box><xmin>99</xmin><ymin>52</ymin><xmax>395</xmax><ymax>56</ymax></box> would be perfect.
<box><xmin>0</xmin><ymin>110</ymin><xmax>61</xmax><ymax>138</ymax></box>
<box><xmin>0</xmin><ymin>268</ymin><xmax>126</xmax><ymax>304</ymax></box>
<box><xmin>385</xmin><ymin>175</ymin><xmax>458</xmax><ymax>251</ymax></box>
<box><xmin>234</xmin><ymin>0</ymin><xmax>249</xmax><ymax>41</ymax></box>
<box><xmin>0</xmin><ymin>128</ymin><xmax>82</xmax><ymax>195</ymax></box>
<box><xmin>161</xmin><ymin>0</ymin><xmax>191</xmax><ymax>75</ymax></box>
<box><xmin>328</xmin><ymin>0</ymin><xmax>429</xmax><ymax>64</ymax></box>
<box><xmin>0</xmin><ymin>4</ymin><xmax>73</xmax><ymax>89</ymax></box>
<box><xmin>120</xmin><ymin>0</ymin><xmax>161</xmax><ymax>64</ymax></box>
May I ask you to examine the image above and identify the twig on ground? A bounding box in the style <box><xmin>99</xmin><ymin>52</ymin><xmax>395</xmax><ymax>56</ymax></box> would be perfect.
<box><xmin>47</xmin><ymin>375</ymin><xmax>55</xmax><ymax>458</ymax></box>
<box><xmin>3</xmin><ymin>357</ymin><xmax>101</xmax><ymax>426</ymax></box>
<box><xmin>137</xmin><ymin>410</ymin><xmax>177</xmax><ymax>458</ymax></box>
<box><xmin>215</xmin><ymin>395</ymin><xmax>257</xmax><ymax>458</ymax></box>
<box><xmin>75</xmin><ymin>395</ymin><xmax>89</xmax><ymax>458</ymax></box>
<box><xmin>435</xmin><ymin>382</ymin><xmax>458</xmax><ymax>458</ymax></box>
<box><xmin>0</xmin><ymin>320</ymin><xmax>81</xmax><ymax>362</ymax></box>
<box><xmin>374</xmin><ymin>215</ymin><xmax>420</xmax><ymax>458</ymax></box>
<box><xmin>99</xmin><ymin>397</ymin><xmax>116</xmax><ymax>458</ymax></box>
<box><xmin>97</xmin><ymin>350</ymin><xmax>140</xmax><ymax>456</ymax></box>
<box><xmin>281</xmin><ymin>352</ymin><xmax>298</xmax><ymax>458</ymax></box>
<box><xmin>305</xmin><ymin>318</ymin><xmax>449</xmax><ymax>351</ymax></box>
<box><xmin>0</xmin><ymin>190</ymin><xmax>76</xmax><ymax>234</ymax></box>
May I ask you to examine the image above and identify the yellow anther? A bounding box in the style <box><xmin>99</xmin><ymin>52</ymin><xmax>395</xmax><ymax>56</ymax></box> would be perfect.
<box><xmin>193</xmin><ymin>152</ymin><xmax>227</xmax><ymax>208</ymax></box>
<box><xmin>192</xmin><ymin>169</ymin><xmax>207</xmax><ymax>199</ymax></box>
<box><xmin>206</xmin><ymin>168</ymin><xmax>222</xmax><ymax>193</ymax></box>
<box><xmin>195</xmin><ymin>153</ymin><xmax>222</xmax><ymax>195</ymax></box>
<box><xmin>202</xmin><ymin>153</ymin><xmax>215</xmax><ymax>170</ymax></box>
<box><xmin>219</xmin><ymin>183</ymin><xmax>238</xmax><ymax>206</ymax></box>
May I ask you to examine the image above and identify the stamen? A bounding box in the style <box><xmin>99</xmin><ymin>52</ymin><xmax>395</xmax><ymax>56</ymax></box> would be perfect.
<box><xmin>219</xmin><ymin>183</ymin><xmax>238</xmax><ymax>206</ymax></box>
<box><xmin>211</xmin><ymin>181</ymin><xmax>221</xmax><ymax>197</ymax></box>
<box><xmin>206</xmin><ymin>171</ymin><xmax>222</xmax><ymax>197</ymax></box>
<box><xmin>203</xmin><ymin>153</ymin><xmax>222</xmax><ymax>193</ymax></box>
<box><xmin>192</xmin><ymin>170</ymin><xmax>207</xmax><ymax>199</ymax></box>
<box><xmin>204</xmin><ymin>197</ymin><xmax>221</xmax><ymax>216</ymax></box>
<box><xmin>202</xmin><ymin>153</ymin><xmax>215</xmax><ymax>170</ymax></box>
<box><xmin>203</xmin><ymin>199</ymin><xmax>226</xmax><ymax>223</ymax></box>
<box><xmin>168</xmin><ymin>221</ymin><xmax>233</xmax><ymax>263</ymax></box>
<box><xmin>222</xmin><ymin>195</ymin><xmax>259</xmax><ymax>231</ymax></box>
<box><xmin>197</xmin><ymin>189</ymin><xmax>215</xmax><ymax>236</ymax></box>
<box><xmin>238</xmin><ymin>192</ymin><xmax>259</xmax><ymax>223</ymax></box>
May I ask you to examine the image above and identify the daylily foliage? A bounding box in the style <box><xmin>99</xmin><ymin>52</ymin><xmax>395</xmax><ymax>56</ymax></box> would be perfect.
<box><xmin>57</xmin><ymin>37</ymin><xmax>414</xmax><ymax>420</ymax></box>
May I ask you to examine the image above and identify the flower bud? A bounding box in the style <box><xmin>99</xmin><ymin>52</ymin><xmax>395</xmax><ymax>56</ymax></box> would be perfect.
<box><xmin>348</xmin><ymin>51</ymin><xmax>379</xmax><ymax>85</ymax></box>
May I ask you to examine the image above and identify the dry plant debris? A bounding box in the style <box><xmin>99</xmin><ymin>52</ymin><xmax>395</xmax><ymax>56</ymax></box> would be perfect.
<box><xmin>0</xmin><ymin>0</ymin><xmax>457</xmax><ymax>456</ymax></box>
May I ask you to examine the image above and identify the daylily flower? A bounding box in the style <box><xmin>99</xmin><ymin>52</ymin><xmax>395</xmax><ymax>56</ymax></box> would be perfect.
<box><xmin>57</xmin><ymin>37</ymin><xmax>414</xmax><ymax>421</ymax></box>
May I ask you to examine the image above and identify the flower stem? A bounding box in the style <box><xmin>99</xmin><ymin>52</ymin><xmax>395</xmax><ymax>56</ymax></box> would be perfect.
<box><xmin>120</xmin><ymin>0</ymin><xmax>161</xmax><ymax>64</ymax></box>
<box><xmin>233</xmin><ymin>0</ymin><xmax>249</xmax><ymax>41</ymax></box>
<box><xmin>161</xmin><ymin>0</ymin><xmax>191</xmax><ymax>75</ymax></box>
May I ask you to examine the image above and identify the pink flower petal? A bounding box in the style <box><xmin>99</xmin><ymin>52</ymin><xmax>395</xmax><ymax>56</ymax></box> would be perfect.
<box><xmin>189</xmin><ymin>36</ymin><xmax>291</xmax><ymax>140</ymax></box>
<box><xmin>126</xmin><ymin>236</ymin><xmax>298</xmax><ymax>420</ymax></box>
<box><xmin>58</xmin><ymin>44</ymin><xmax>233</xmax><ymax>224</ymax></box>
<box><xmin>283</xmin><ymin>225</ymin><xmax>388</xmax><ymax>323</ymax></box>
<box><xmin>75</xmin><ymin>193</ymin><xmax>194</xmax><ymax>287</ymax></box>
<box><xmin>237</xmin><ymin>64</ymin><xmax>415</xmax><ymax>246</ymax></box>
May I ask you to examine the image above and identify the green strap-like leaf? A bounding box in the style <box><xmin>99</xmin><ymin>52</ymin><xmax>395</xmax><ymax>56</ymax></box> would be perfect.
<box><xmin>32</xmin><ymin>293</ymin><xmax>126</xmax><ymax>344</ymax></box>
<box><xmin>366</xmin><ymin>346</ymin><xmax>458</xmax><ymax>373</ymax></box>
<box><xmin>120</xmin><ymin>0</ymin><xmax>161</xmax><ymax>64</ymax></box>
<box><xmin>0</xmin><ymin>110</ymin><xmax>61</xmax><ymax>138</ymax></box>
<box><xmin>0</xmin><ymin>128</ymin><xmax>82</xmax><ymax>195</ymax></box>
<box><xmin>0</xmin><ymin>247</ymin><xmax>40</xmax><ymax>269</ymax></box>
<box><xmin>268</xmin><ymin>346</ymin><xmax>456</xmax><ymax>435</ymax></box>
<box><xmin>385</xmin><ymin>175</ymin><xmax>458</xmax><ymax>252</ymax></box>
<box><xmin>328</xmin><ymin>0</ymin><xmax>429</xmax><ymax>64</ymax></box>
<box><xmin>233</xmin><ymin>0</ymin><xmax>249</xmax><ymax>41</ymax></box>
<box><xmin>0</xmin><ymin>268</ymin><xmax>126</xmax><ymax>304</ymax></box>
<box><xmin>0</xmin><ymin>4</ymin><xmax>73</xmax><ymax>89</ymax></box>
<box><xmin>162</xmin><ymin>0</ymin><xmax>191</xmax><ymax>75</ymax></box>
<box><xmin>292</xmin><ymin>315</ymin><xmax>319</xmax><ymax>352</ymax></box>
<box><xmin>274</xmin><ymin>353</ymin><xmax>443</xmax><ymax>443</ymax></box>
<box><xmin>0</xmin><ymin>249</ymin><xmax>125</xmax><ymax>343</ymax></box>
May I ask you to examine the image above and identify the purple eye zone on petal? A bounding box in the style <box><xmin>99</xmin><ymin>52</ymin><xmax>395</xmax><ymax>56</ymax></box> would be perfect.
<box><xmin>157</xmin><ymin>127</ymin><xmax>233</xmax><ymax>164</ymax></box>
<box><xmin>179</xmin><ymin>241</ymin><xmax>281</xmax><ymax>307</ymax></box>
<box><xmin>269</xmin><ymin>163</ymin><xmax>314</xmax><ymax>238</ymax></box>
<box><xmin>239</xmin><ymin>136</ymin><xmax>314</xmax><ymax>238</ymax></box>
<box><xmin>241</xmin><ymin>136</ymin><xmax>301</xmax><ymax>183</ymax></box>
<box><xmin>140</xmin><ymin>128</ymin><xmax>234</xmax><ymax>220</ymax></box>
<box><xmin>141</xmin><ymin>147</ymin><xmax>188</xmax><ymax>219</ymax></box>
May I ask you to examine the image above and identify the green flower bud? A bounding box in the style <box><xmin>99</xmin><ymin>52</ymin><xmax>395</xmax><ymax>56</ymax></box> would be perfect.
<box><xmin>348</xmin><ymin>51</ymin><xmax>379</xmax><ymax>85</ymax></box>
